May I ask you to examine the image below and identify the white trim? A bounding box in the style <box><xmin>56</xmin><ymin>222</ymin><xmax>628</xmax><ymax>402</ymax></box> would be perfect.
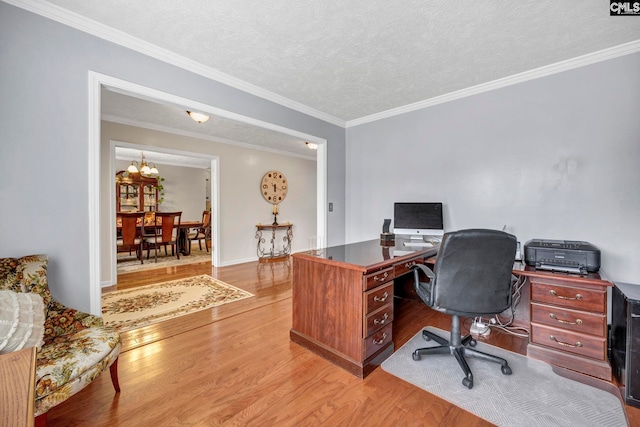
<box><xmin>4</xmin><ymin>0</ymin><xmax>345</xmax><ymax>128</ymax></box>
<box><xmin>88</xmin><ymin>71</ymin><xmax>327</xmax><ymax>313</ymax></box>
<box><xmin>87</xmin><ymin>71</ymin><xmax>101</xmax><ymax>315</ymax></box>
<box><xmin>347</xmin><ymin>40</ymin><xmax>640</xmax><ymax>128</ymax></box>
<box><xmin>316</xmin><ymin>143</ymin><xmax>328</xmax><ymax>245</ymax></box>
<box><xmin>103</xmin><ymin>114</ymin><xmax>317</xmax><ymax>161</ymax></box>
<box><xmin>108</xmin><ymin>139</ymin><xmax>220</xmax><ymax>288</ymax></box>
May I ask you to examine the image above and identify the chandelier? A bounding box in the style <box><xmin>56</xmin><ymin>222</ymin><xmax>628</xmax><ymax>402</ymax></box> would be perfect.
<box><xmin>126</xmin><ymin>151</ymin><xmax>159</xmax><ymax>176</ymax></box>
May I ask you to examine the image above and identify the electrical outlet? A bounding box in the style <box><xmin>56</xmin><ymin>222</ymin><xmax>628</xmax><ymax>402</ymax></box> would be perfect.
<box><xmin>328</xmin><ymin>202</ymin><xmax>333</xmax><ymax>212</ymax></box>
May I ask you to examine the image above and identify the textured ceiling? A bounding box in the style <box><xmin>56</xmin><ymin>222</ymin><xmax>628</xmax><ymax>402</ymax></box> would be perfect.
<box><xmin>40</xmin><ymin>0</ymin><xmax>640</xmax><ymax>122</ymax></box>
<box><xmin>11</xmin><ymin>0</ymin><xmax>640</xmax><ymax>157</ymax></box>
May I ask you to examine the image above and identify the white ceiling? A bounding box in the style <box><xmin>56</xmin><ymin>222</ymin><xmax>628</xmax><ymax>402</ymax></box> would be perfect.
<box><xmin>11</xmin><ymin>1</ymin><xmax>640</xmax><ymax>155</ymax></box>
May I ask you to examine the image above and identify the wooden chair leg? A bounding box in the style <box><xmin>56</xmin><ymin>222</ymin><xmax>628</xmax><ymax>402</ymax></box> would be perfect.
<box><xmin>110</xmin><ymin>358</ymin><xmax>121</xmax><ymax>393</ymax></box>
<box><xmin>35</xmin><ymin>412</ymin><xmax>47</xmax><ymax>427</ymax></box>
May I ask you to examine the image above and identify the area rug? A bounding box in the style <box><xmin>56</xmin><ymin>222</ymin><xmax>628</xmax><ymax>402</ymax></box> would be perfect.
<box><xmin>116</xmin><ymin>248</ymin><xmax>211</xmax><ymax>274</ymax></box>
<box><xmin>381</xmin><ymin>327</ymin><xmax>627</xmax><ymax>427</ymax></box>
<box><xmin>102</xmin><ymin>275</ymin><xmax>254</xmax><ymax>332</ymax></box>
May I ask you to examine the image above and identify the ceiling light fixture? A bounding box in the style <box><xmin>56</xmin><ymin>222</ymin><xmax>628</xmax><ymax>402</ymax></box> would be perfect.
<box><xmin>186</xmin><ymin>111</ymin><xmax>210</xmax><ymax>123</ymax></box>
<box><xmin>305</xmin><ymin>142</ymin><xmax>318</xmax><ymax>150</ymax></box>
<box><xmin>126</xmin><ymin>151</ymin><xmax>159</xmax><ymax>176</ymax></box>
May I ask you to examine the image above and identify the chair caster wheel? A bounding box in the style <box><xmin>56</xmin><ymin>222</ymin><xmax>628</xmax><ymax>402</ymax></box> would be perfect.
<box><xmin>412</xmin><ymin>352</ymin><xmax>421</xmax><ymax>361</ymax></box>
<box><xmin>469</xmin><ymin>338</ymin><xmax>477</xmax><ymax>347</ymax></box>
<box><xmin>462</xmin><ymin>378</ymin><xmax>473</xmax><ymax>389</ymax></box>
<box><xmin>501</xmin><ymin>365</ymin><xmax>512</xmax><ymax>375</ymax></box>
<box><xmin>422</xmin><ymin>330</ymin><xmax>431</xmax><ymax>341</ymax></box>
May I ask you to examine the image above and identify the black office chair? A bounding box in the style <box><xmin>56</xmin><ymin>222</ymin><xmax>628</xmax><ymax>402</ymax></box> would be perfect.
<box><xmin>411</xmin><ymin>228</ymin><xmax>517</xmax><ymax>389</ymax></box>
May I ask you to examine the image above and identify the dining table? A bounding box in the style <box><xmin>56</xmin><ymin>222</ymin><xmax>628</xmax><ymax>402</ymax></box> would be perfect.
<box><xmin>116</xmin><ymin>216</ymin><xmax>203</xmax><ymax>257</ymax></box>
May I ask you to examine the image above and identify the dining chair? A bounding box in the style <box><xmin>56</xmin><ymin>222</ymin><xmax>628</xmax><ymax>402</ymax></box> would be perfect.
<box><xmin>188</xmin><ymin>210</ymin><xmax>212</xmax><ymax>253</ymax></box>
<box><xmin>145</xmin><ymin>211</ymin><xmax>182</xmax><ymax>262</ymax></box>
<box><xmin>116</xmin><ymin>212</ymin><xmax>145</xmax><ymax>264</ymax></box>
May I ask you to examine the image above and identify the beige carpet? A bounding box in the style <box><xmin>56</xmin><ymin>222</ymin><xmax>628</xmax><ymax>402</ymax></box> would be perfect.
<box><xmin>382</xmin><ymin>326</ymin><xmax>627</xmax><ymax>427</ymax></box>
<box><xmin>102</xmin><ymin>275</ymin><xmax>253</xmax><ymax>332</ymax></box>
<box><xmin>116</xmin><ymin>247</ymin><xmax>211</xmax><ymax>274</ymax></box>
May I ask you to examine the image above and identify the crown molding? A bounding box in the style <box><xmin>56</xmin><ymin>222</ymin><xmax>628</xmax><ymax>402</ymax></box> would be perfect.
<box><xmin>346</xmin><ymin>39</ymin><xmax>640</xmax><ymax>128</ymax></box>
<box><xmin>4</xmin><ymin>0</ymin><xmax>346</xmax><ymax>128</ymax></box>
<box><xmin>6</xmin><ymin>0</ymin><xmax>639</xmax><ymax>130</ymax></box>
<box><xmin>102</xmin><ymin>115</ymin><xmax>317</xmax><ymax>161</ymax></box>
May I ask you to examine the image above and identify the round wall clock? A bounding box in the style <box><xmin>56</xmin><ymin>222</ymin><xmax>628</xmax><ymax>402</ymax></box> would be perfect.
<box><xmin>261</xmin><ymin>170</ymin><xmax>288</xmax><ymax>204</ymax></box>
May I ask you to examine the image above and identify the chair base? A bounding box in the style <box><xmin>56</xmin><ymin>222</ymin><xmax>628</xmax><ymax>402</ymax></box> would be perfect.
<box><xmin>412</xmin><ymin>317</ymin><xmax>511</xmax><ymax>389</ymax></box>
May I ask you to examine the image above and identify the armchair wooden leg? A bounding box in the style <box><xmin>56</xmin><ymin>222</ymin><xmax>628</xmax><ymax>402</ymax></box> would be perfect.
<box><xmin>35</xmin><ymin>412</ymin><xmax>47</xmax><ymax>427</ymax></box>
<box><xmin>110</xmin><ymin>357</ymin><xmax>121</xmax><ymax>393</ymax></box>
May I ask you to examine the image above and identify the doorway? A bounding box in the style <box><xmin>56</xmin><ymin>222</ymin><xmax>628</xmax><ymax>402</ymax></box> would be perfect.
<box><xmin>88</xmin><ymin>71</ymin><xmax>328</xmax><ymax>315</ymax></box>
<box><xmin>111</xmin><ymin>143</ymin><xmax>215</xmax><ymax>279</ymax></box>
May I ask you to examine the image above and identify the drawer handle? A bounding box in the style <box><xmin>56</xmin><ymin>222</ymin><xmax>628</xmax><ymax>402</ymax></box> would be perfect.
<box><xmin>373</xmin><ymin>272</ymin><xmax>389</xmax><ymax>282</ymax></box>
<box><xmin>404</xmin><ymin>261</ymin><xmax>417</xmax><ymax>268</ymax></box>
<box><xmin>374</xmin><ymin>313</ymin><xmax>389</xmax><ymax>325</ymax></box>
<box><xmin>549</xmin><ymin>313</ymin><xmax>583</xmax><ymax>325</ymax></box>
<box><xmin>549</xmin><ymin>290</ymin><xmax>582</xmax><ymax>301</ymax></box>
<box><xmin>374</xmin><ymin>291</ymin><xmax>389</xmax><ymax>302</ymax></box>
<box><xmin>549</xmin><ymin>335</ymin><xmax>582</xmax><ymax>348</ymax></box>
<box><xmin>373</xmin><ymin>333</ymin><xmax>388</xmax><ymax>345</ymax></box>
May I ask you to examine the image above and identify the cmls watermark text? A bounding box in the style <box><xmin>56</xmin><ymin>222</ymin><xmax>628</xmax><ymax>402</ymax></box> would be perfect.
<box><xmin>610</xmin><ymin>1</ymin><xmax>640</xmax><ymax>15</ymax></box>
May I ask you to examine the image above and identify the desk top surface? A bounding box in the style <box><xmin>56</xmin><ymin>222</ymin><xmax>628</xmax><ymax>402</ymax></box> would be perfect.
<box><xmin>294</xmin><ymin>239</ymin><xmax>439</xmax><ymax>270</ymax></box>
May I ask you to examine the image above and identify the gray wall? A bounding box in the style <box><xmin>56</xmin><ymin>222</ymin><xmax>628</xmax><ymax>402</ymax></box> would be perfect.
<box><xmin>346</xmin><ymin>52</ymin><xmax>640</xmax><ymax>284</ymax></box>
<box><xmin>0</xmin><ymin>3</ymin><xmax>346</xmax><ymax>312</ymax></box>
<box><xmin>103</xmin><ymin>122</ymin><xmax>318</xmax><ymax>285</ymax></box>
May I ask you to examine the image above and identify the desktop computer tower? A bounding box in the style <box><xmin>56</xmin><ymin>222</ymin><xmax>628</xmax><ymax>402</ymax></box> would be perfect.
<box><xmin>610</xmin><ymin>282</ymin><xmax>640</xmax><ymax>408</ymax></box>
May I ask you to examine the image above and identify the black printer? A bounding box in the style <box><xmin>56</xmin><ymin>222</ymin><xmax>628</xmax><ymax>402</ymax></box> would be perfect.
<box><xmin>524</xmin><ymin>239</ymin><xmax>601</xmax><ymax>274</ymax></box>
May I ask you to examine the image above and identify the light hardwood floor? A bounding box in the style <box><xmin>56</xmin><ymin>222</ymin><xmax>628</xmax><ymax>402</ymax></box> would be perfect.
<box><xmin>47</xmin><ymin>260</ymin><xmax>640</xmax><ymax>426</ymax></box>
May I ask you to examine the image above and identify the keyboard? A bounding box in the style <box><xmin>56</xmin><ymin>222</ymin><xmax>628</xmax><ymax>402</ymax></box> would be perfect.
<box><xmin>403</xmin><ymin>241</ymin><xmax>434</xmax><ymax>248</ymax></box>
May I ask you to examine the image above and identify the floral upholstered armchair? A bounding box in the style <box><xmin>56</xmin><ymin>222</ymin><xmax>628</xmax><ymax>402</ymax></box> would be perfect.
<box><xmin>0</xmin><ymin>255</ymin><xmax>121</xmax><ymax>426</ymax></box>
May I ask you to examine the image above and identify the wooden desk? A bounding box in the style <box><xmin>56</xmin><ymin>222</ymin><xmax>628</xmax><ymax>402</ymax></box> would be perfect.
<box><xmin>292</xmin><ymin>239</ymin><xmax>613</xmax><ymax>381</ymax></box>
<box><xmin>0</xmin><ymin>347</ymin><xmax>36</xmax><ymax>427</ymax></box>
<box><xmin>290</xmin><ymin>239</ymin><xmax>438</xmax><ymax>378</ymax></box>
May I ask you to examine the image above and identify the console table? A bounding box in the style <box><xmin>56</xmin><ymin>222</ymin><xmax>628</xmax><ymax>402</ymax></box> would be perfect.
<box><xmin>255</xmin><ymin>223</ymin><xmax>293</xmax><ymax>262</ymax></box>
<box><xmin>290</xmin><ymin>239</ymin><xmax>438</xmax><ymax>378</ymax></box>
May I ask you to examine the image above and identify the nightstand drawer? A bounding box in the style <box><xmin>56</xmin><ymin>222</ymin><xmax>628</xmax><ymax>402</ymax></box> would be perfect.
<box><xmin>364</xmin><ymin>283</ymin><xmax>393</xmax><ymax>314</ymax></box>
<box><xmin>531</xmin><ymin>281</ymin><xmax>606</xmax><ymax>312</ymax></box>
<box><xmin>364</xmin><ymin>324</ymin><xmax>393</xmax><ymax>359</ymax></box>
<box><xmin>531</xmin><ymin>302</ymin><xmax>606</xmax><ymax>337</ymax></box>
<box><xmin>365</xmin><ymin>304</ymin><xmax>394</xmax><ymax>337</ymax></box>
<box><xmin>531</xmin><ymin>323</ymin><xmax>606</xmax><ymax>360</ymax></box>
<box><xmin>365</xmin><ymin>267</ymin><xmax>394</xmax><ymax>290</ymax></box>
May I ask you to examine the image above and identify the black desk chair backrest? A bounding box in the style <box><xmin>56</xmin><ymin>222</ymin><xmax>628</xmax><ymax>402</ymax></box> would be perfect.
<box><xmin>412</xmin><ymin>228</ymin><xmax>517</xmax><ymax>389</ymax></box>
<box><xmin>427</xmin><ymin>228</ymin><xmax>516</xmax><ymax>316</ymax></box>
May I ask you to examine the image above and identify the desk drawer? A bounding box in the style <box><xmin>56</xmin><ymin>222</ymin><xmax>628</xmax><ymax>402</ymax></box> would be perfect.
<box><xmin>531</xmin><ymin>281</ymin><xmax>606</xmax><ymax>313</ymax></box>
<box><xmin>365</xmin><ymin>304</ymin><xmax>394</xmax><ymax>337</ymax></box>
<box><xmin>394</xmin><ymin>257</ymin><xmax>424</xmax><ymax>277</ymax></box>
<box><xmin>364</xmin><ymin>283</ymin><xmax>393</xmax><ymax>314</ymax></box>
<box><xmin>364</xmin><ymin>324</ymin><xmax>393</xmax><ymax>359</ymax></box>
<box><xmin>365</xmin><ymin>267</ymin><xmax>394</xmax><ymax>291</ymax></box>
<box><xmin>531</xmin><ymin>323</ymin><xmax>606</xmax><ymax>360</ymax></box>
<box><xmin>531</xmin><ymin>302</ymin><xmax>606</xmax><ymax>337</ymax></box>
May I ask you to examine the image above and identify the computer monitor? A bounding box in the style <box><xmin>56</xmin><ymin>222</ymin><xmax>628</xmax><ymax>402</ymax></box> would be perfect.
<box><xmin>393</xmin><ymin>202</ymin><xmax>444</xmax><ymax>241</ymax></box>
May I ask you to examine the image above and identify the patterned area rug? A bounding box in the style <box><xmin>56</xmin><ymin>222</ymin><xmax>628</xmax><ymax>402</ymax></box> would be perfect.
<box><xmin>116</xmin><ymin>248</ymin><xmax>211</xmax><ymax>274</ymax></box>
<box><xmin>382</xmin><ymin>327</ymin><xmax>628</xmax><ymax>427</ymax></box>
<box><xmin>102</xmin><ymin>275</ymin><xmax>253</xmax><ymax>332</ymax></box>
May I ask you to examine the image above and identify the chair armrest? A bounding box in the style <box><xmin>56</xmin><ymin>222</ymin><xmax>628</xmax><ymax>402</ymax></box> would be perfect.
<box><xmin>412</xmin><ymin>264</ymin><xmax>436</xmax><ymax>307</ymax></box>
<box><xmin>43</xmin><ymin>300</ymin><xmax>104</xmax><ymax>343</ymax></box>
